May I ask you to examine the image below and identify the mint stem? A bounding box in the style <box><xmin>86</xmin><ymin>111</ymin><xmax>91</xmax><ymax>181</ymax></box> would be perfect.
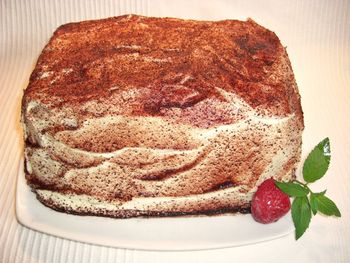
<box><xmin>294</xmin><ymin>180</ymin><xmax>312</xmax><ymax>193</ymax></box>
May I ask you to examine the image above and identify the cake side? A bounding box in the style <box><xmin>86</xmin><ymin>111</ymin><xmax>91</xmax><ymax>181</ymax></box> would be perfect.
<box><xmin>22</xmin><ymin>15</ymin><xmax>304</xmax><ymax>218</ymax></box>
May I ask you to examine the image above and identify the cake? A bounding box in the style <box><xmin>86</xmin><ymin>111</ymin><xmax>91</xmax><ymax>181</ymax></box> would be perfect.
<box><xmin>21</xmin><ymin>15</ymin><xmax>304</xmax><ymax>218</ymax></box>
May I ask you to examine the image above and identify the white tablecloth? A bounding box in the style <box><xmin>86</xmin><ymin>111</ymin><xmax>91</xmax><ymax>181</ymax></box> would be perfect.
<box><xmin>1</xmin><ymin>0</ymin><xmax>349</xmax><ymax>262</ymax></box>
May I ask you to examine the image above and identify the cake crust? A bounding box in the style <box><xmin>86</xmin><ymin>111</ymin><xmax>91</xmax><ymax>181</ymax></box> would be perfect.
<box><xmin>24</xmin><ymin>15</ymin><xmax>303</xmax><ymax>124</ymax></box>
<box><xmin>22</xmin><ymin>15</ymin><xmax>303</xmax><ymax>218</ymax></box>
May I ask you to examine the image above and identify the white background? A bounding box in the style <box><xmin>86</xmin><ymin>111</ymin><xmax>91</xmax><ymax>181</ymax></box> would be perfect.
<box><xmin>1</xmin><ymin>0</ymin><xmax>349</xmax><ymax>262</ymax></box>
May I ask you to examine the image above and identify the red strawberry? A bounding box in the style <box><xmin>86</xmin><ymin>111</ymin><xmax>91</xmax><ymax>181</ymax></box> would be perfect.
<box><xmin>251</xmin><ymin>178</ymin><xmax>291</xmax><ymax>224</ymax></box>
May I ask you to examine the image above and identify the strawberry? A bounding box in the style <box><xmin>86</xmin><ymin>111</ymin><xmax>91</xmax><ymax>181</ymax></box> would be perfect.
<box><xmin>251</xmin><ymin>178</ymin><xmax>291</xmax><ymax>224</ymax></box>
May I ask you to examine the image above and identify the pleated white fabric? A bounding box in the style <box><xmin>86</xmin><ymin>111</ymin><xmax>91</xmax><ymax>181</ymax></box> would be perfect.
<box><xmin>1</xmin><ymin>0</ymin><xmax>349</xmax><ymax>262</ymax></box>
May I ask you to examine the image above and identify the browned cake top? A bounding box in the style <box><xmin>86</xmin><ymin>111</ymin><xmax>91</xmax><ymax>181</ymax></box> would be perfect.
<box><xmin>24</xmin><ymin>14</ymin><xmax>302</xmax><ymax>127</ymax></box>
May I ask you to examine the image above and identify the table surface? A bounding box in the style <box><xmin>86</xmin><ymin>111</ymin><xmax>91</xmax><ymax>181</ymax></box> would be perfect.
<box><xmin>1</xmin><ymin>0</ymin><xmax>349</xmax><ymax>262</ymax></box>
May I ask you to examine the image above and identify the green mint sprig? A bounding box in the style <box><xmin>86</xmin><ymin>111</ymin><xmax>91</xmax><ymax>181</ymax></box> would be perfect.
<box><xmin>275</xmin><ymin>137</ymin><xmax>341</xmax><ymax>240</ymax></box>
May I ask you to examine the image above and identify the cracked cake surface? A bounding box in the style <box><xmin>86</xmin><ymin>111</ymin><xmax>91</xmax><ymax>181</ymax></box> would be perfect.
<box><xmin>21</xmin><ymin>14</ymin><xmax>303</xmax><ymax>218</ymax></box>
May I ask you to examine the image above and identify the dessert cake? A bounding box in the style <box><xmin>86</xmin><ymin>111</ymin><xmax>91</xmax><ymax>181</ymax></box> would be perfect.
<box><xmin>21</xmin><ymin>15</ymin><xmax>304</xmax><ymax>218</ymax></box>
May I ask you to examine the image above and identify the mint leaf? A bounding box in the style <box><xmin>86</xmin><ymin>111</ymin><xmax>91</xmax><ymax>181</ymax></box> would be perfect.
<box><xmin>275</xmin><ymin>181</ymin><xmax>309</xmax><ymax>197</ymax></box>
<box><xmin>310</xmin><ymin>191</ymin><xmax>327</xmax><ymax>215</ymax></box>
<box><xmin>314</xmin><ymin>194</ymin><xmax>341</xmax><ymax>217</ymax></box>
<box><xmin>309</xmin><ymin>193</ymin><xmax>318</xmax><ymax>215</ymax></box>
<box><xmin>292</xmin><ymin>196</ymin><xmax>311</xmax><ymax>240</ymax></box>
<box><xmin>303</xmin><ymin>137</ymin><xmax>331</xmax><ymax>183</ymax></box>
